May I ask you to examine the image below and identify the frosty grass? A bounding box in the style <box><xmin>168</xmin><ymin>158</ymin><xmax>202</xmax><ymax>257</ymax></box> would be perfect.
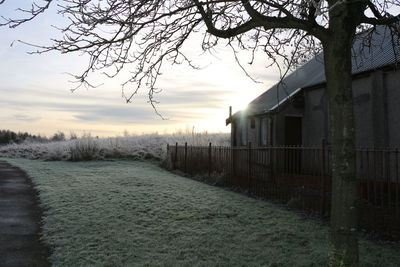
<box><xmin>0</xmin><ymin>132</ymin><xmax>230</xmax><ymax>161</ymax></box>
<box><xmin>3</xmin><ymin>158</ymin><xmax>400</xmax><ymax>266</ymax></box>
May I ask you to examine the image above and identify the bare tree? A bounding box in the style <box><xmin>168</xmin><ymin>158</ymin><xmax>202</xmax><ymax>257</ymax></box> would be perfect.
<box><xmin>1</xmin><ymin>0</ymin><xmax>400</xmax><ymax>265</ymax></box>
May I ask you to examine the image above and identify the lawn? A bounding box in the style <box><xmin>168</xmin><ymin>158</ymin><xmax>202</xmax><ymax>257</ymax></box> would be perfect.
<box><xmin>3</xmin><ymin>158</ymin><xmax>399</xmax><ymax>266</ymax></box>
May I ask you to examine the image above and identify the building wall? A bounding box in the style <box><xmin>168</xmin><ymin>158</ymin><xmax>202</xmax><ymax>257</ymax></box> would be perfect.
<box><xmin>231</xmin><ymin>100</ymin><xmax>305</xmax><ymax>147</ymax></box>
<box><xmin>347</xmin><ymin>69</ymin><xmax>399</xmax><ymax>148</ymax></box>
<box><xmin>232</xmin><ymin>116</ymin><xmax>258</xmax><ymax>147</ymax></box>
<box><xmin>386</xmin><ymin>69</ymin><xmax>400</xmax><ymax>147</ymax></box>
<box><xmin>303</xmin><ymin>87</ymin><xmax>327</xmax><ymax>146</ymax></box>
<box><xmin>302</xmin><ymin>71</ymin><xmax>390</xmax><ymax>148</ymax></box>
<box><xmin>247</xmin><ymin>117</ymin><xmax>258</xmax><ymax>146</ymax></box>
<box><xmin>352</xmin><ymin>73</ymin><xmax>375</xmax><ymax>147</ymax></box>
<box><xmin>231</xmin><ymin>115</ymin><xmax>267</xmax><ymax>147</ymax></box>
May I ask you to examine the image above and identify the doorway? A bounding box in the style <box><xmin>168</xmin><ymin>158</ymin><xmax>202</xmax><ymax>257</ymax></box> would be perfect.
<box><xmin>285</xmin><ymin>116</ymin><xmax>302</xmax><ymax>146</ymax></box>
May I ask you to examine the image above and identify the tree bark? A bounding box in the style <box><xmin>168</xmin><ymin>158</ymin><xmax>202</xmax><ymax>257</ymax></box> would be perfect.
<box><xmin>323</xmin><ymin>17</ymin><xmax>359</xmax><ymax>267</ymax></box>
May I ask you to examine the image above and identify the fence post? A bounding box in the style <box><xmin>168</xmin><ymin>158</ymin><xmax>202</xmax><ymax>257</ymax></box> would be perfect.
<box><xmin>231</xmin><ymin>145</ymin><xmax>235</xmax><ymax>185</ymax></box>
<box><xmin>208</xmin><ymin>142</ymin><xmax>212</xmax><ymax>177</ymax></box>
<box><xmin>396</xmin><ymin>149</ymin><xmax>399</xmax><ymax>219</ymax></box>
<box><xmin>321</xmin><ymin>138</ymin><xmax>326</xmax><ymax>216</ymax></box>
<box><xmin>174</xmin><ymin>142</ymin><xmax>178</xmax><ymax>169</ymax></box>
<box><xmin>184</xmin><ymin>142</ymin><xmax>188</xmax><ymax>173</ymax></box>
<box><xmin>248</xmin><ymin>142</ymin><xmax>252</xmax><ymax>194</ymax></box>
<box><xmin>270</xmin><ymin>147</ymin><xmax>275</xmax><ymax>198</ymax></box>
<box><xmin>167</xmin><ymin>143</ymin><xmax>170</xmax><ymax>166</ymax></box>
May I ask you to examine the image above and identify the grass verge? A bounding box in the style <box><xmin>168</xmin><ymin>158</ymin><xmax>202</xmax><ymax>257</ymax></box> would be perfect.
<box><xmin>2</xmin><ymin>158</ymin><xmax>399</xmax><ymax>266</ymax></box>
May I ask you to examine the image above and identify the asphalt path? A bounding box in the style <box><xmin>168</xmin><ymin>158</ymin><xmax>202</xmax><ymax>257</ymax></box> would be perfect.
<box><xmin>0</xmin><ymin>161</ymin><xmax>50</xmax><ymax>267</ymax></box>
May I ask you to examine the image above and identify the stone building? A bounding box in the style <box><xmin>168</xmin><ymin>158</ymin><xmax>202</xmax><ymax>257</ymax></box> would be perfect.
<box><xmin>227</xmin><ymin>26</ymin><xmax>400</xmax><ymax>148</ymax></box>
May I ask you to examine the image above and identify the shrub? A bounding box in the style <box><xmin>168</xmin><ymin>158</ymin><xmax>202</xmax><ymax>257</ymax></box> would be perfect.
<box><xmin>69</xmin><ymin>135</ymin><xmax>100</xmax><ymax>161</ymax></box>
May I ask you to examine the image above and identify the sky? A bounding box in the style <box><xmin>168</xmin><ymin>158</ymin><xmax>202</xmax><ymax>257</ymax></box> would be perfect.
<box><xmin>3</xmin><ymin>3</ymin><xmax>397</xmax><ymax>138</ymax></box>
<box><xmin>0</xmin><ymin>2</ymin><xmax>279</xmax><ymax>137</ymax></box>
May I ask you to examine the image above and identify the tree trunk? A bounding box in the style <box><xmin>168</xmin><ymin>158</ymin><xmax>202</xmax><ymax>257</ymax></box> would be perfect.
<box><xmin>323</xmin><ymin>27</ymin><xmax>359</xmax><ymax>266</ymax></box>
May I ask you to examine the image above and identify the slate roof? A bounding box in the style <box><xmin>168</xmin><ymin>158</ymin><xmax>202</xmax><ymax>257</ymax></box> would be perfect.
<box><xmin>232</xmin><ymin>26</ymin><xmax>400</xmax><ymax>120</ymax></box>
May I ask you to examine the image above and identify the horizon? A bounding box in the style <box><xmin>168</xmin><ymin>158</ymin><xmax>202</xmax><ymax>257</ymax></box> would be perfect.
<box><xmin>0</xmin><ymin>127</ymin><xmax>231</xmax><ymax>140</ymax></box>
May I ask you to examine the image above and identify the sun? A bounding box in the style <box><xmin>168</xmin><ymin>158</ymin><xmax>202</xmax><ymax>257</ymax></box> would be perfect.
<box><xmin>225</xmin><ymin>90</ymin><xmax>252</xmax><ymax>114</ymax></box>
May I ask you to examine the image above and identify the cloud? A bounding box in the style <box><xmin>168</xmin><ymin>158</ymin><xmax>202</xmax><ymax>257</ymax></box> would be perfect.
<box><xmin>0</xmin><ymin>85</ymin><xmax>229</xmax><ymax>121</ymax></box>
<box><xmin>70</xmin><ymin>104</ymin><xmax>212</xmax><ymax>124</ymax></box>
<box><xmin>155</xmin><ymin>89</ymin><xmax>229</xmax><ymax>107</ymax></box>
<box><xmin>13</xmin><ymin>113</ymin><xmax>41</xmax><ymax>122</ymax></box>
<box><xmin>0</xmin><ymin>91</ymin><xmax>214</xmax><ymax>125</ymax></box>
<box><xmin>71</xmin><ymin>106</ymin><xmax>156</xmax><ymax>123</ymax></box>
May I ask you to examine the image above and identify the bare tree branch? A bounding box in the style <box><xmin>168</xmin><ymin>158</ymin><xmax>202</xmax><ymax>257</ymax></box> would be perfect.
<box><xmin>362</xmin><ymin>14</ymin><xmax>400</xmax><ymax>25</ymax></box>
<box><xmin>0</xmin><ymin>0</ymin><xmax>53</xmax><ymax>28</ymax></box>
<box><xmin>193</xmin><ymin>0</ymin><xmax>328</xmax><ymax>41</ymax></box>
<box><xmin>0</xmin><ymin>0</ymin><xmax>398</xmax><ymax>116</ymax></box>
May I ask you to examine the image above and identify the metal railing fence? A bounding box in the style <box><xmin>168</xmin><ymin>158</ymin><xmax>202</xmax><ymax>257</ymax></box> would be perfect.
<box><xmin>166</xmin><ymin>143</ymin><xmax>400</xmax><ymax>235</ymax></box>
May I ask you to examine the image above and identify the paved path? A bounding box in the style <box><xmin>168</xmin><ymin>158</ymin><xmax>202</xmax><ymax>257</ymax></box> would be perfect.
<box><xmin>0</xmin><ymin>161</ymin><xmax>50</xmax><ymax>267</ymax></box>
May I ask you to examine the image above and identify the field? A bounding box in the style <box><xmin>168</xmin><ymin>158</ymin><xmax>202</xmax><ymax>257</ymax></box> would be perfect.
<box><xmin>0</xmin><ymin>132</ymin><xmax>230</xmax><ymax>161</ymax></box>
<box><xmin>2</xmin><ymin>158</ymin><xmax>400</xmax><ymax>266</ymax></box>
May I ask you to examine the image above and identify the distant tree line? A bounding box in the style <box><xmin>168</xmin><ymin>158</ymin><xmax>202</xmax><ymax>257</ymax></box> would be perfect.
<box><xmin>0</xmin><ymin>129</ymin><xmax>71</xmax><ymax>145</ymax></box>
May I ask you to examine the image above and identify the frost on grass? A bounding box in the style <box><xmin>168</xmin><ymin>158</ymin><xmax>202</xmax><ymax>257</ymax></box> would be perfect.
<box><xmin>0</xmin><ymin>132</ymin><xmax>229</xmax><ymax>161</ymax></box>
<box><xmin>3</xmin><ymin>158</ymin><xmax>400</xmax><ymax>266</ymax></box>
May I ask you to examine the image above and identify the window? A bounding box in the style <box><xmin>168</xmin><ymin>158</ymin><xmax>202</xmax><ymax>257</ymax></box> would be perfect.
<box><xmin>260</xmin><ymin>117</ymin><xmax>269</xmax><ymax>146</ymax></box>
<box><xmin>250</xmin><ymin>118</ymin><xmax>255</xmax><ymax>129</ymax></box>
